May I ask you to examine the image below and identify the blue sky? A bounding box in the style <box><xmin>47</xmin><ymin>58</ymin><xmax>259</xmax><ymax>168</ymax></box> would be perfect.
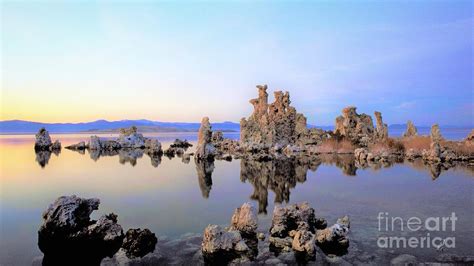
<box><xmin>1</xmin><ymin>1</ymin><xmax>473</xmax><ymax>126</ymax></box>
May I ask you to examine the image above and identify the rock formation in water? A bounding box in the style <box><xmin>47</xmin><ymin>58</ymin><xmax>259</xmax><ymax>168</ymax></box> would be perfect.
<box><xmin>229</xmin><ymin>202</ymin><xmax>258</xmax><ymax>238</ymax></box>
<box><xmin>201</xmin><ymin>203</ymin><xmax>258</xmax><ymax>264</ymax></box>
<box><xmin>34</xmin><ymin>128</ymin><xmax>61</xmax><ymax>151</ymax></box>
<box><xmin>65</xmin><ymin>141</ymin><xmax>86</xmax><ymax>150</ymax></box>
<box><xmin>268</xmin><ymin>202</ymin><xmax>349</xmax><ymax>258</ymax></box>
<box><xmin>144</xmin><ymin>138</ymin><xmax>162</xmax><ymax>155</ymax></box>
<box><xmin>403</xmin><ymin>120</ymin><xmax>418</xmax><ymax>137</ymax></box>
<box><xmin>315</xmin><ymin>215</ymin><xmax>350</xmax><ymax>255</ymax></box>
<box><xmin>38</xmin><ymin>195</ymin><xmax>124</xmax><ymax>265</ymax></box>
<box><xmin>170</xmin><ymin>139</ymin><xmax>193</xmax><ymax>149</ymax></box>
<box><xmin>117</xmin><ymin>126</ymin><xmax>146</xmax><ymax>148</ymax></box>
<box><xmin>334</xmin><ymin>107</ymin><xmax>375</xmax><ymax>146</ymax></box>
<box><xmin>38</xmin><ymin>195</ymin><xmax>158</xmax><ymax>265</ymax></box>
<box><xmin>240</xmin><ymin>85</ymin><xmax>312</xmax><ymax>151</ymax></box>
<box><xmin>195</xmin><ymin>117</ymin><xmax>216</xmax><ymax>160</ymax></box>
<box><xmin>121</xmin><ymin>228</ymin><xmax>157</xmax><ymax>259</ymax></box>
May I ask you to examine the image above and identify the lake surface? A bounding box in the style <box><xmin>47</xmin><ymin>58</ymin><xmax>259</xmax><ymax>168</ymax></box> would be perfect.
<box><xmin>0</xmin><ymin>132</ymin><xmax>473</xmax><ymax>265</ymax></box>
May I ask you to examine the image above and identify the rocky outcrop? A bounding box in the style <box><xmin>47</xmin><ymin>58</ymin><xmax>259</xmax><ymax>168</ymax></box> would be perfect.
<box><xmin>34</xmin><ymin>128</ymin><xmax>61</xmax><ymax>151</ymax></box>
<box><xmin>195</xmin><ymin>117</ymin><xmax>216</xmax><ymax>160</ymax></box>
<box><xmin>65</xmin><ymin>141</ymin><xmax>86</xmax><ymax>150</ymax></box>
<box><xmin>268</xmin><ymin>202</ymin><xmax>349</xmax><ymax>258</ymax></box>
<box><xmin>334</xmin><ymin>107</ymin><xmax>375</xmax><ymax>146</ymax></box>
<box><xmin>88</xmin><ymin>136</ymin><xmax>102</xmax><ymax>150</ymax></box>
<box><xmin>121</xmin><ymin>228</ymin><xmax>157</xmax><ymax>258</ymax></box>
<box><xmin>144</xmin><ymin>138</ymin><xmax>162</xmax><ymax>155</ymax></box>
<box><xmin>35</xmin><ymin>128</ymin><xmax>53</xmax><ymax>150</ymax></box>
<box><xmin>201</xmin><ymin>203</ymin><xmax>258</xmax><ymax>264</ymax></box>
<box><xmin>240</xmin><ymin>85</ymin><xmax>311</xmax><ymax>151</ymax></box>
<box><xmin>38</xmin><ymin>195</ymin><xmax>124</xmax><ymax>265</ymax></box>
<box><xmin>315</xmin><ymin>216</ymin><xmax>350</xmax><ymax>255</ymax></box>
<box><xmin>170</xmin><ymin>139</ymin><xmax>193</xmax><ymax>149</ymax></box>
<box><xmin>117</xmin><ymin>126</ymin><xmax>146</xmax><ymax>148</ymax></box>
<box><xmin>269</xmin><ymin>202</ymin><xmax>327</xmax><ymax>258</ymax></box>
<box><xmin>430</xmin><ymin>124</ymin><xmax>443</xmax><ymax>143</ymax></box>
<box><xmin>229</xmin><ymin>202</ymin><xmax>258</xmax><ymax>237</ymax></box>
<box><xmin>374</xmin><ymin>111</ymin><xmax>388</xmax><ymax>140</ymax></box>
<box><xmin>403</xmin><ymin>120</ymin><xmax>418</xmax><ymax>137</ymax></box>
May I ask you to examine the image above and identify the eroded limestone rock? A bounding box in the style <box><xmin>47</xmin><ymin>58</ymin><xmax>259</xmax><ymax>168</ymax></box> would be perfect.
<box><xmin>195</xmin><ymin>117</ymin><xmax>216</xmax><ymax>160</ymax></box>
<box><xmin>229</xmin><ymin>202</ymin><xmax>258</xmax><ymax>237</ymax></box>
<box><xmin>374</xmin><ymin>111</ymin><xmax>388</xmax><ymax>140</ymax></box>
<box><xmin>430</xmin><ymin>124</ymin><xmax>443</xmax><ymax>143</ymax></box>
<box><xmin>240</xmin><ymin>85</ymin><xmax>311</xmax><ymax>150</ymax></box>
<box><xmin>35</xmin><ymin>128</ymin><xmax>53</xmax><ymax>150</ymax></box>
<box><xmin>145</xmin><ymin>139</ymin><xmax>162</xmax><ymax>155</ymax></box>
<box><xmin>334</xmin><ymin>107</ymin><xmax>375</xmax><ymax>146</ymax></box>
<box><xmin>38</xmin><ymin>195</ymin><xmax>124</xmax><ymax>265</ymax></box>
<box><xmin>201</xmin><ymin>203</ymin><xmax>258</xmax><ymax>264</ymax></box>
<box><xmin>403</xmin><ymin>120</ymin><xmax>418</xmax><ymax>138</ymax></box>
<box><xmin>121</xmin><ymin>228</ymin><xmax>157</xmax><ymax>258</ymax></box>
<box><xmin>65</xmin><ymin>141</ymin><xmax>86</xmax><ymax>150</ymax></box>
<box><xmin>117</xmin><ymin>126</ymin><xmax>146</xmax><ymax>148</ymax></box>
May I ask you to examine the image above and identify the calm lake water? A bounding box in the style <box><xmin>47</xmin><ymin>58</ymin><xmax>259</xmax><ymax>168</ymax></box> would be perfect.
<box><xmin>0</xmin><ymin>132</ymin><xmax>473</xmax><ymax>265</ymax></box>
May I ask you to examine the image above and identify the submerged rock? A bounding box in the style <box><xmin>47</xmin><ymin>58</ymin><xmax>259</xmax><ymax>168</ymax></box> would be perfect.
<box><xmin>121</xmin><ymin>228</ymin><xmax>157</xmax><ymax>258</ymax></box>
<box><xmin>38</xmin><ymin>195</ymin><xmax>124</xmax><ymax>265</ymax></box>
<box><xmin>403</xmin><ymin>120</ymin><xmax>418</xmax><ymax>138</ymax></box>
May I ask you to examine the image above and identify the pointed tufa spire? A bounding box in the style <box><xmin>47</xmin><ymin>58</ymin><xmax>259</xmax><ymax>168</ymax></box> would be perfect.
<box><xmin>403</xmin><ymin>120</ymin><xmax>418</xmax><ymax>138</ymax></box>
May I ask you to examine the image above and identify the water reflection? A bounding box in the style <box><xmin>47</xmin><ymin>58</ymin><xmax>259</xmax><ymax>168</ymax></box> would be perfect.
<box><xmin>240</xmin><ymin>156</ymin><xmax>319</xmax><ymax>214</ymax></box>
<box><xmin>35</xmin><ymin>149</ymin><xmax>60</xmax><ymax>168</ymax></box>
<box><xmin>195</xmin><ymin>159</ymin><xmax>214</xmax><ymax>198</ymax></box>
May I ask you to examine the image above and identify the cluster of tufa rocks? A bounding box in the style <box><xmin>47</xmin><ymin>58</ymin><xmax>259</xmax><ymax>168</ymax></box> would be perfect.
<box><xmin>269</xmin><ymin>202</ymin><xmax>350</xmax><ymax>258</ymax></box>
<box><xmin>34</xmin><ymin>128</ymin><xmax>61</xmax><ymax>151</ymax></box>
<box><xmin>38</xmin><ymin>195</ymin><xmax>157</xmax><ymax>265</ymax></box>
<box><xmin>201</xmin><ymin>202</ymin><xmax>350</xmax><ymax>264</ymax></box>
<box><xmin>65</xmin><ymin>126</ymin><xmax>162</xmax><ymax>155</ymax></box>
<box><xmin>201</xmin><ymin>202</ymin><xmax>258</xmax><ymax>264</ymax></box>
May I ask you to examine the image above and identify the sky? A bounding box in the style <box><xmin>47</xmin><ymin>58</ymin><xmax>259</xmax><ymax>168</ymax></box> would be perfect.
<box><xmin>1</xmin><ymin>1</ymin><xmax>473</xmax><ymax>126</ymax></box>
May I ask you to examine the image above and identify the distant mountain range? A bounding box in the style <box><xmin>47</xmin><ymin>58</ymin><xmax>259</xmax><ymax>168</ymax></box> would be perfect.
<box><xmin>0</xmin><ymin>119</ymin><xmax>470</xmax><ymax>134</ymax></box>
<box><xmin>0</xmin><ymin>119</ymin><xmax>240</xmax><ymax>133</ymax></box>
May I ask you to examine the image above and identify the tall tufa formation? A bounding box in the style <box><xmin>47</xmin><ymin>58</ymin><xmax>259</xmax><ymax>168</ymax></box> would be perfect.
<box><xmin>403</xmin><ymin>120</ymin><xmax>418</xmax><ymax>137</ymax></box>
<box><xmin>240</xmin><ymin>85</ymin><xmax>308</xmax><ymax>150</ymax></box>
<box><xmin>334</xmin><ymin>107</ymin><xmax>375</xmax><ymax>146</ymax></box>
<box><xmin>374</xmin><ymin>111</ymin><xmax>388</xmax><ymax>140</ymax></box>
<box><xmin>195</xmin><ymin>117</ymin><xmax>216</xmax><ymax>160</ymax></box>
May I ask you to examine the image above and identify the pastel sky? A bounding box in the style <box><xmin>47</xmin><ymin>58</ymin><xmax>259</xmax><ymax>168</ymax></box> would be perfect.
<box><xmin>1</xmin><ymin>1</ymin><xmax>473</xmax><ymax>126</ymax></box>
